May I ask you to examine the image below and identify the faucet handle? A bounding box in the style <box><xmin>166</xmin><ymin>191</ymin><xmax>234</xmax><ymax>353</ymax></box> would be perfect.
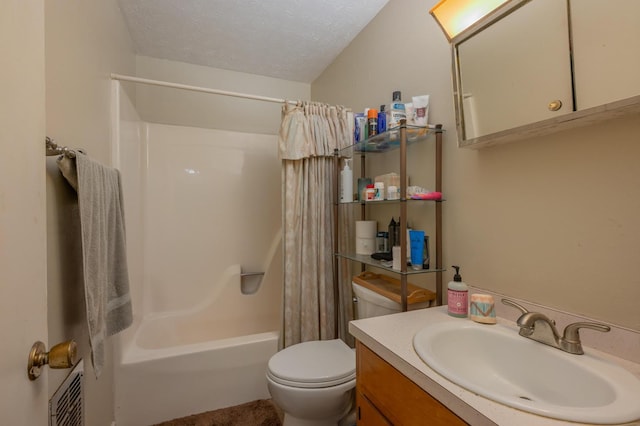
<box><xmin>561</xmin><ymin>322</ymin><xmax>611</xmax><ymax>355</ymax></box>
<box><xmin>501</xmin><ymin>298</ymin><xmax>529</xmax><ymax>315</ymax></box>
<box><xmin>562</xmin><ymin>322</ymin><xmax>611</xmax><ymax>343</ymax></box>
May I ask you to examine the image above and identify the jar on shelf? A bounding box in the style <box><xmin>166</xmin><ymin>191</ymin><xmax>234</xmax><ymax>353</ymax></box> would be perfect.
<box><xmin>365</xmin><ymin>184</ymin><xmax>376</xmax><ymax>201</ymax></box>
<box><xmin>387</xmin><ymin>185</ymin><xmax>399</xmax><ymax>200</ymax></box>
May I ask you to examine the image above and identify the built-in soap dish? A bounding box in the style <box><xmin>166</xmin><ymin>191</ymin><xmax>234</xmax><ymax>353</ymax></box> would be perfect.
<box><xmin>240</xmin><ymin>271</ymin><xmax>265</xmax><ymax>295</ymax></box>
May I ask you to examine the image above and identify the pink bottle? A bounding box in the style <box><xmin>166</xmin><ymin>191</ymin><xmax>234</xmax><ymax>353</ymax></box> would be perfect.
<box><xmin>447</xmin><ymin>265</ymin><xmax>469</xmax><ymax>318</ymax></box>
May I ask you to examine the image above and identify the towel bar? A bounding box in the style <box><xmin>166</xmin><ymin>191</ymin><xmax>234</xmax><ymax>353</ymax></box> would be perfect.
<box><xmin>45</xmin><ymin>136</ymin><xmax>80</xmax><ymax>158</ymax></box>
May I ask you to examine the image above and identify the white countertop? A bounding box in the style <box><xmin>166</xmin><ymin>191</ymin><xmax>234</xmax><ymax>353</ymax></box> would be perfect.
<box><xmin>349</xmin><ymin>306</ymin><xmax>640</xmax><ymax>426</ymax></box>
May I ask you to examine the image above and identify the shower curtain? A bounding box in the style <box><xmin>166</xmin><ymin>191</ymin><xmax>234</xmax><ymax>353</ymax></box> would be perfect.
<box><xmin>279</xmin><ymin>102</ymin><xmax>354</xmax><ymax>347</ymax></box>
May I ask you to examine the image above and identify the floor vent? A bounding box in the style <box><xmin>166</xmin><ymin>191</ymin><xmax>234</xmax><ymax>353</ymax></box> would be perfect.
<box><xmin>49</xmin><ymin>360</ymin><xmax>84</xmax><ymax>426</ymax></box>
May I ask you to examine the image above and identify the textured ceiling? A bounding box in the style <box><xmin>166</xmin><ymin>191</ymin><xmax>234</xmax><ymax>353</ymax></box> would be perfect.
<box><xmin>118</xmin><ymin>0</ymin><xmax>389</xmax><ymax>83</ymax></box>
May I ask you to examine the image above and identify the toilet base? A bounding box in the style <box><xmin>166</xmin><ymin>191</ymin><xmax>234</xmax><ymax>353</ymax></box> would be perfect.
<box><xmin>283</xmin><ymin>413</ymin><xmax>336</xmax><ymax>426</ymax></box>
<box><xmin>267</xmin><ymin>374</ymin><xmax>355</xmax><ymax>426</ymax></box>
<box><xmin>338</xmin><ymin>405</ymin><xmax>357</xmax><ymax>426</ymax></box>
<box><xmin>282</xmin><ymin>402</ymin><xmax>354</xmax><ymax>426</ymax></box>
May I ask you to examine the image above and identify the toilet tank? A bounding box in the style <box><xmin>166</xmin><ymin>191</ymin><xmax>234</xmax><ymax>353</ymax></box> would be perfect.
<box><xmin>352</xmin><ymin>272</ymin><xmax>436</xmax><ymax>319</ymax></box>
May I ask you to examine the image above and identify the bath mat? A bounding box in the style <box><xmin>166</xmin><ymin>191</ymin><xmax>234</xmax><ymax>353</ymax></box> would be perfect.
<box><xmin>153</xmin><ymin>399</ymin><xmax>283</xmax><ymax>426</ymax></box>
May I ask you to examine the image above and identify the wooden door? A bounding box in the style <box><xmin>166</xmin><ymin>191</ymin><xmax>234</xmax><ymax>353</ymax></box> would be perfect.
<box><xmin>0</xmin><ymin>1</ymin><xmax>49</xmax><ymax>424</ymax></box>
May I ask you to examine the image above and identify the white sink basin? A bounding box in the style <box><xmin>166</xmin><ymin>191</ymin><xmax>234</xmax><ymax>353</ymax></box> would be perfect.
<box><xmin>413</xmin><ymin>320</ymin><xmax>640</xmax><ymax>424</ymax></box>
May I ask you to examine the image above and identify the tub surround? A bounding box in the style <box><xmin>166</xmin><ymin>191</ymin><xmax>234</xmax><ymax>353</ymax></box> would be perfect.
<box><xmin>112</xmin><ymin>85</ymin><xmax>284</xmax><ymax>426</ymax></box>
<box><xmin>349</xmin><ymin>306</ymin><xmax>640</xmax><ymax>426</ymax></box>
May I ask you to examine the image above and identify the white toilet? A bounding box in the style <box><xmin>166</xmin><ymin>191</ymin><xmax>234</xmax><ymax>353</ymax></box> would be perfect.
<box><xmin>266</xmin><ymin>339</ymin><xmax>356</xmax><ymax>426</ymax></box>
<box><xmin>267</xmin><ymin>274</ymin><xmax>435</xmax><ymax>426</ymax></box>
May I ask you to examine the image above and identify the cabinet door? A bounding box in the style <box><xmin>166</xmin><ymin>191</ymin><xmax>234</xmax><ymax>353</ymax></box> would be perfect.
<box><xmin>357</xmin><ymin>342</ymin><xmax>467</xmax><ymax>425</ymax></box>
<box><xmin>357</xmin><ymin>392</ymin><xmax>392</xmax><ymax>426</ymax></box>
<box><xmin>571</xmin><ymin>0</ymin><xmax>640</xmax><ymax>109</ymax></box>
<box><xmin>456</xmin><ymin>0</ymin><xmax>573</xmax><ymax>139</ymax></box>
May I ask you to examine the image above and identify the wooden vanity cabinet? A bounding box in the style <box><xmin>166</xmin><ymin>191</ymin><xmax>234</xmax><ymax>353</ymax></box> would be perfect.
<box><xmin>356</xmin><ymin>341</ymin><xmax>467</xmax><ymax>425</ymax></box>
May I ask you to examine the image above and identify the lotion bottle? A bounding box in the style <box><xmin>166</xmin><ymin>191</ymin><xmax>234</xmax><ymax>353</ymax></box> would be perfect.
<box><xmin>447</xmin><ymin>265</ymin><xmax>468</xmax><ymax>318</ymax></box>
<box><xmin>340</xmin><ymin>159</ymin><xmax>353</xmax><ymax>203</ymax></box>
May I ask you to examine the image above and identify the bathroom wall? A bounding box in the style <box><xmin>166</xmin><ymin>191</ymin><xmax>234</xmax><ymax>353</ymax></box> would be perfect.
<box><xmin>134</xmin><ymin>56</ymin><xmax>311</xmax><ymax>134</ymax></box>
<box><xmin>44</xmin><ymin>1</ymin><xmax>136</xmax><ymax>425</ymax></box>
<box><xmin>312</xmin><ymin>0</ymin><xmax>640</xmax><ymax>331</ymax></box>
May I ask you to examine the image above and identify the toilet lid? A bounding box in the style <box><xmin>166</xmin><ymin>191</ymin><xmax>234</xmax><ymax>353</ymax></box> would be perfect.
<box><xmin>267</xmin><ymin>339</ymin><xmax>355</xmax><ymax>388</ymax></box>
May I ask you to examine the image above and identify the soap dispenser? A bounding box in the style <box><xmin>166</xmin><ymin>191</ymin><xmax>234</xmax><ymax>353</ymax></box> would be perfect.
<box><xmin>447</xmin><ymin>265</ymin><xmax>469</xmax><ymax>318</ymax></box>
<box><xmin>340</xmin><ymin>159</ymin><xmax>353</xmax><ymax>203</ymax></box>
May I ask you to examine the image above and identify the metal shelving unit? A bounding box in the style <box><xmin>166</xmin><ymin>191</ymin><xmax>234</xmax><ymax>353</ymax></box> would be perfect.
<box><xmin>334</xmin><ymin>123</ymin><xmax>444</xmax><ymax>312</ymax></box>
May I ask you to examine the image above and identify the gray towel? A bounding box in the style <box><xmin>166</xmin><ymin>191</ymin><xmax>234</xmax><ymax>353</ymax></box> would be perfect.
<box><xmin>58</xmin><ymin>152</ymin><xmax>132</xmax><ymax>378</ymax></box>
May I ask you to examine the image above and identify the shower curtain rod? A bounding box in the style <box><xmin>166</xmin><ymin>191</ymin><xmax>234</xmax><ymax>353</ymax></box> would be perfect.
<box><xmin>110</xmin><ymin>73</ymin><xmax>298</xmax><ymax>105</ymax></box>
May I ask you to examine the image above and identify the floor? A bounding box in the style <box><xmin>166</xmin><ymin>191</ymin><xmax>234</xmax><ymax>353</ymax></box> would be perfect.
<box><xmin>153</xmin><ymin>399</ymin><xmax>284</xmax><ymax>426</ymax></box>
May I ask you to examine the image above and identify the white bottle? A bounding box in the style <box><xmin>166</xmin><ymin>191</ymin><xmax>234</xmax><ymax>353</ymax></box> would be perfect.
<box><xmin>340</xmin><ymin>159</ymin><xmax>353</xmax><ymax>203</ymax></box>
<box><xmin>447</xmin><ymin>265</ymin><xmax>468</xmax><ymax>318</ymax></box>
<box><xmin>387</xmin><ymin>91</ymin><xmax>406</xmax><ymax>131</ymax></box>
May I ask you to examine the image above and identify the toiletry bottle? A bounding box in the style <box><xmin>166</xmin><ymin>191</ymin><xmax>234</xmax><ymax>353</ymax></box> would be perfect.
<box><xmin>423</xmin><ymin>235</ymin><xmax>430</xmax><ymax>269</ymax></box>
<box><xmin>373</xmin><ymin>182</ymin><xmax>384</xmax><ymax>201</ymax></box>
<box><xmin>447</xmin><ymin>265</ymin><xmax>469</xmax><ymax>318</ymax></box>
<box><xmin>354</xmin><ymin>113</ymin><xmax>365</xmax><ymax>142</ymax></box>
<box><xmin>340</xmin><ymin>159</ymin><xmax>353</xmax><ymax>203</ymax></box>
<box><xmin>365</xmin><ymin>184</ymin><xmax>375</xmax><ymax>201</ymax></box>
<box><xmin>367</xmin><ymin>109</ymin><xmax>378</xmax><ymax>136</ymax></box>
<box><xmin>388</xmin><ymin>91</ymin><xmax>406</xmax><ymax>131</ymax></box>
<box><xmin>363</xmin><ymin>108</ymin><xmax>370</xmax><ymax>140</ymax></box>
<box><xmin>393</xmin><ymin>218</ymin><xmax>401</xmax><ymax>252</ymax></box>
<box><xmin>388</xmin><ymin>217</ymin><xmax>397</xmax><ymax>250</ymax></box>
<box><xmin>377</xmin><ymin>105</ymin><xmax>387</xmax><ymax>134</ymax></box>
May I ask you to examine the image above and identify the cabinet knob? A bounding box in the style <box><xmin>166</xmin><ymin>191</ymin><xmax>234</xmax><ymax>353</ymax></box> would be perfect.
<box><xmin>548</xmin><ymin>100</ymin><xmax>563</xmax><ymax>111</ymax></box>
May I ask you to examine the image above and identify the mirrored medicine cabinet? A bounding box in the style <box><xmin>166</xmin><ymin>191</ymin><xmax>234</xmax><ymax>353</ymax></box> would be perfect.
<box><xmin>451</xmin><ymin>0</ymin><xmax>640</xmax><ymax>149</ymax></box>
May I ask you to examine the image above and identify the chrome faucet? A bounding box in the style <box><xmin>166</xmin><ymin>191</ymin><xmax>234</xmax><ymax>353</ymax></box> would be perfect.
<box><xmin>501</xmin><ymin>299</ymin><xmax>611</xmax><ymax>355</ymax></box>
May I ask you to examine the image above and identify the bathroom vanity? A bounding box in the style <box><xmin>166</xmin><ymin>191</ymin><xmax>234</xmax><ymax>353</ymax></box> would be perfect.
<box><xmin>356</xmin><ymin>342</ymin><xmax>466</xmax><ymax>425</ymax></box>
<box><xmin>350</xmin><ymin>306</ymin><xmax>640</xmax><ymax>426</ymax></box>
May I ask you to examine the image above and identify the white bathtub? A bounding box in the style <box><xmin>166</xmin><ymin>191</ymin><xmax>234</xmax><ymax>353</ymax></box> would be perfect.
<box><xmin>114</xmin><ymin>266</ymin><xmax>281</xmax><ymax>426</ymax></box>
<box><xmin>115</xmin><ymin>323</ymin><xmax>279</xmax><ymax>426</ymax></box>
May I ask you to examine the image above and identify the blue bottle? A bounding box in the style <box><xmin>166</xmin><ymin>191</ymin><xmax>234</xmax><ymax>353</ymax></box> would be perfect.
<box><xmin>377</xmin><ymin>105</ymin><xmax>387</xmax><ymax>134</ymax></box>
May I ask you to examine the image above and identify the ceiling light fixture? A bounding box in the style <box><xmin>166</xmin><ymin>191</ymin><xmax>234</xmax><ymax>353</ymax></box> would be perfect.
<box><xmin>429</xmin><ymin>0</ymin><xmax>511</xmax><ymax>41</ymax></box>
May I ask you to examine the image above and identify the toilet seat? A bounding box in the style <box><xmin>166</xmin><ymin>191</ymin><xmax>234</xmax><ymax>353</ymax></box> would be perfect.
<box><xmin>267</xmin><ymin>339</ymin><xmax>355</xmax><ymax>389</ymax></box>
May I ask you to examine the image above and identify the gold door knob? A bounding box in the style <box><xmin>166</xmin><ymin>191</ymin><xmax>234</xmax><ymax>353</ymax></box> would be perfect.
<box><xmin>27</xmin><ymin>340</ymin><xmax>78</xmax><ymax>380</ymax></box>
<box><xmin>548</xmin><ymin>100</ymin><xmax>563</xmax><ymax>111</ymax></box>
